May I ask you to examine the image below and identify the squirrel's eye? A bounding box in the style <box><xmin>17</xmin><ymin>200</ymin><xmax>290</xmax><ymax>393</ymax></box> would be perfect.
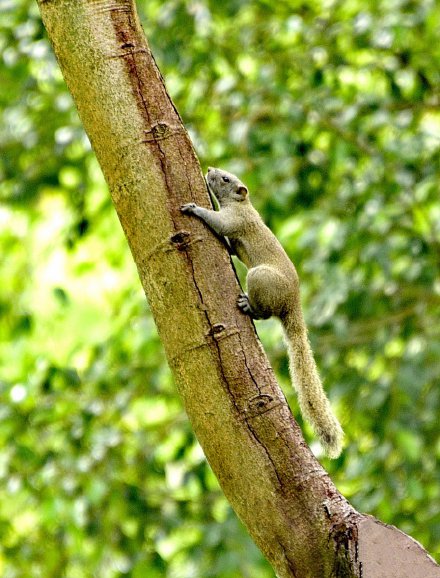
<box><xmin>222</xmin><ymin>176</ymin><xmax>230</xmax><ymax>183</ymax></box>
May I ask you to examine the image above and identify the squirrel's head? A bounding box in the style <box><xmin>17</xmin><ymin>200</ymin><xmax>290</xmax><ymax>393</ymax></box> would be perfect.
<box><xmin>205</xmin><ymin>167</ymin><xmax>248</xmax><ymax>205</ymax></box>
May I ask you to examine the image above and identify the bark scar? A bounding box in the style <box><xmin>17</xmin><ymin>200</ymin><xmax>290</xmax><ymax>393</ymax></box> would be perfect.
<box><xmin>108</xmin><ymin>47</ymin><xmax>148</xmax><ymax>59</ymax></box>
<box><xmin>246</xmin><ymin>393</ymin><xmax>282</xmax><ymax>417</ymax></box>
<box><xmin>87</xmin><ymin>1</ymin><xmax>131</xmax><ymax>15</ymax></box>
<box><xmin>142</xmin><ymin>122</ymin><xmax>186</xmax><ymax>143</ymax></box>
<box><xmin>207</xmin><ymin>324</ymin><xmax>240</xmax><ymax>341</ymax></box>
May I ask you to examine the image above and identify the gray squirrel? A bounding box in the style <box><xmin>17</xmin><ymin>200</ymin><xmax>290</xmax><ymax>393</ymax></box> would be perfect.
<box><xmin>181</xmin><ymin>167</ymin><xmax>343</xmax><ymax>458</ymax></box>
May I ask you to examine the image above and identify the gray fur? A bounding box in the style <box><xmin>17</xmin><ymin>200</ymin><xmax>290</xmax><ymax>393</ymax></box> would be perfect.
<box><xmin>181</xmin><ymin>167</ymin><xmax>343</xmax><ymax>458</ymax></box>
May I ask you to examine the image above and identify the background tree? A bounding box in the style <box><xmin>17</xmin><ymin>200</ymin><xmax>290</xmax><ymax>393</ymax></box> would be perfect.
<box><xmin>1</xmin><ymin>0</ymin><xmax>439</xmax><ymax>576</ymax></box>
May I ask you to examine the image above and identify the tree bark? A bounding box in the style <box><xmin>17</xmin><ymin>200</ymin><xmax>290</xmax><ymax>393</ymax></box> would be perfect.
<box><xmin>37</xmin><ymin>1</ymin><xmax>440</xmax><ymax>576</ymax></box>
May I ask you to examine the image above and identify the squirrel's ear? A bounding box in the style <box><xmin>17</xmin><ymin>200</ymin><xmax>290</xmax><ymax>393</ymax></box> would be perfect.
<box><xmin>237</xmin><ymin>185</ymin><xmax>248</xmax><ymax>200</ymax></box>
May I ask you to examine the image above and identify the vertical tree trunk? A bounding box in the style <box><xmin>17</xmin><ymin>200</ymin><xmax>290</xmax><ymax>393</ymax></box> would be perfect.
<box><xmin>36</xmin><ymin>1</ymin><xmax>440</xmax><ymax>576</ymax></box>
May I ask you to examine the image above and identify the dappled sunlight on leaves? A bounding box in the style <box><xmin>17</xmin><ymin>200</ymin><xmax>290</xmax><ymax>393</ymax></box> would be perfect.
<box><xmin>1</xmin><ymin>0</ymin><xmax>439</xmax><ymax>574</ymax></box>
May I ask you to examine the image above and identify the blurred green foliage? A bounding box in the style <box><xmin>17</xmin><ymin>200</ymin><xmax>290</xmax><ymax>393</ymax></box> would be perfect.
<box><xmin>1</xmin><ymin>0</ymin><xmax>440</xmax><ymax>575</ymax></box>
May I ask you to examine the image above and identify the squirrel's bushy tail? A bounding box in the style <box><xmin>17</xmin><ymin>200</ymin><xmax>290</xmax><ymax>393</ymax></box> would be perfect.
<box><xmin>281</xmin><ymin>311</ymin><xmax>343</xmax><ymax>458</ymax></box>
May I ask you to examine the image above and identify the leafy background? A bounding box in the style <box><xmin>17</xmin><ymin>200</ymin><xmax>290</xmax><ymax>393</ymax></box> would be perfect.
<box><xmin>1</xmin><ymin>0</ymin><xmax>440</xmax><ymax>575</ymax></box>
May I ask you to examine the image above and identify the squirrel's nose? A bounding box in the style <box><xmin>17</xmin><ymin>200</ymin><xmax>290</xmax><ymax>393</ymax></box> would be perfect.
<box><xmin>207</xmin><ymin>166</ymin><xmax>214</xmax><ymax>172</ymax></box>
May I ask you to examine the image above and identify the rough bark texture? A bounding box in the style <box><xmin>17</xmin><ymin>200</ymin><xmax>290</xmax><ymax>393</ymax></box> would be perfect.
<box><xmin>37</xmin><ymin>1</ymin><xmax>440</xmax><ymax>576</ymax></box>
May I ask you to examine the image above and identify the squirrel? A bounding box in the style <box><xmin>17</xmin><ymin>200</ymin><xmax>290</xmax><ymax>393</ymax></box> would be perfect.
<box><xmin>181</xmin><ymin>167</ymin><xmax>343</xmax><ymax>458</ymax></box>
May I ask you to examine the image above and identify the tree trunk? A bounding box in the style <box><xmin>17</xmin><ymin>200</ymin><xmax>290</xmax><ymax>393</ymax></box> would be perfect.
<box><xmin>36</xmin><ymin>1</ymin><xmax>440</xmax><ymax>576</ymax></box>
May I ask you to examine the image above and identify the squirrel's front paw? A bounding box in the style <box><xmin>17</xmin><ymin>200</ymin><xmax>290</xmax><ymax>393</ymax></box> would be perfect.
<box><xmin>181</xmin><ymin>203</ymin><xmax>197</xmax><ymax>214</ymax></box>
